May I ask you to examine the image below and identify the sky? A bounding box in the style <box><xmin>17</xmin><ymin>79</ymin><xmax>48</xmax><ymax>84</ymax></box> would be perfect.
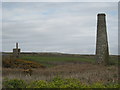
<box><xmin>2</xmin><ymin>0</ymin><xmax>120</xmax><ymax>2</ymax></box>
<box><xmin>1</xmin><ymin>2</ymin><xmax>118</xmax><ymax>55</ymax></box>
<box><xmin>0</xmin><ymin>2</ymin><xmax>2</xmax><ymax>54</ymax></box>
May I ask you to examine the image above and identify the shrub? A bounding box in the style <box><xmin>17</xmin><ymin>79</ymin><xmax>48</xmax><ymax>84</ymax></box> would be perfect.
<box><xmin>49</xmin><ymin>76</ymin><xmax>89</xmax><ymax>88</ymax></box>
<box><xmin>27</xmin><ymin>80</ymin><xmax>48</xmax><ymax>88</ymax></box>
<box><xmin>90</xmin><ymin>82</ymin><xmax>106</xmax><ymax>88</ymax></box>
<box><xmin>3</xmin><ymin>79</ymin><xmax>27</xmax><ymax>88</ymax></box>
<box><xmin>51</xmin><ymin>76</ymin><xmax>65</xmax><ymax>88</ymax></box>
<box><xmin>3</xmin><ymin>78</ymin><xmax>120</xmax><ymax>88</ymax></box>
<box><xmin>105</xmin><ymin>83</ymin><xmax>120</xmax><ymax>88</ymax></box>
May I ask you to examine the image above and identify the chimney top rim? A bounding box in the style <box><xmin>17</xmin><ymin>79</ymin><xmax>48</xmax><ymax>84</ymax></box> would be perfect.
<box><xmin>97</xmin><ymin>13</ymin><xmax>106</xmax><ymax>16</ymax></box>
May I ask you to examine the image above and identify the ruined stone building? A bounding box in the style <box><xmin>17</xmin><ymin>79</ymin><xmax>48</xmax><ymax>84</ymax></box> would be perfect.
<box><xmin>13</xmin><ymin>43</ymin><xmax>20</xmax><ymax>58</ymax></box>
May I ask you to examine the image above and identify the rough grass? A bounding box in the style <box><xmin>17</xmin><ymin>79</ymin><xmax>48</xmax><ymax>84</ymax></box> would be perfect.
<box><xmin>2</xmin><ymin>54</ymin><xmax>119</xmax><ymax>88</ymax></box>
<box><xmin>20</xmin><ymin>55</ymin><xmax>118</xmax><ymax>67</ymax></box>
<box><xmin>20</xmin><ymin>56</ymin><xmax>95</xmax><ymax>67</ymax></box>
<box><xmin>20</xmin><ymin>56</ymin><xmax>94</xmax><ymax>62</ymax></box>
<box><xmin>3</xmin><ymin>63</ymin><xmax>118</xmax><ymax>85</ymax></box>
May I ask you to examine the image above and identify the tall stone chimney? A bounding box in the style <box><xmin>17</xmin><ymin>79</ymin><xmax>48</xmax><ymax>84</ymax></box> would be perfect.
<box><xmin>16</xmin><ymin>42</ymin><xmax>18</xmax><ymax>49</ymax></box>
<box><xmin>96</xmin><ymin>13</ymin><xmax>109</xmax><ymax>65</ymax></box>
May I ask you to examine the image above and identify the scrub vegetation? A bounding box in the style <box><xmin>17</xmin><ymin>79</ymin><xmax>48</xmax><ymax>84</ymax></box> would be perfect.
<box><xmin>2</xmin><ymin>54</ymin><xmax>119</xmax><ymax>88</ymax></box>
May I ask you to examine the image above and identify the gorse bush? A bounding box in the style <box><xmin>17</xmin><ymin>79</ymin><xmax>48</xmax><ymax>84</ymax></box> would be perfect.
<box><xmin>3</xmin><ymin>78</ymin><xmax>26</xmax><ymax>88</ymax></box>
<box><xmin>27</xmin><ymin>80</ymin><xmax>48</xmax><ymax>88</ymax></box>
<box><xmin>90</xmin><ymin>82</ymin><xmax>106</xmax><ymax>88</ymax></box>
<box><xmin>2</xmin><ymin>55</ymin><xmax>45</xmax><ymax>68</ymax></box>
<box><xmin>3</xmin><ymin>77</ymin><xmax>120</xmax><ymax>88</ymax></box>
<box><xmin>105</xmin><ymin>83</ymin><xmax>120</xmax><ymax>88</ymax></box>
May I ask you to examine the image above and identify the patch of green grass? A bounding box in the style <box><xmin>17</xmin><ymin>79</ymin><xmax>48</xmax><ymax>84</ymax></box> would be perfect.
<box><xmin>19</xmin><ymin>55</ymin><xmax>118</xmax><ymax>67</ymax></box>
<box><xmin>20</xmin><ymin>56</ymin><xmax>95</xmax><ymax>67</ymax></box>
<box><xmin>109</xmin><ymin>56</ymin><xmax>118</xmax><ymax>65</ymax></box>
<box><xmin>20</xmin><ymin>56</ymin><xmax>94</xmax><ymax>63</ymax></box>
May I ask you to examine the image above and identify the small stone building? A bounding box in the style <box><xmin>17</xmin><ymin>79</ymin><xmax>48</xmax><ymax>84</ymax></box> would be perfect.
<box><xmin>13</xmin><ymin>43</ymin><xmax>20</xmax><ymax>58</ymax></box>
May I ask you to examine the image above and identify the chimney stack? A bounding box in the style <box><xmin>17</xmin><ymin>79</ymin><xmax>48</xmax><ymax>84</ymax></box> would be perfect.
<box><xmin>96</xmin><ymin>13</ymin><xmax>109</xmax><ymax>65</ymax></box>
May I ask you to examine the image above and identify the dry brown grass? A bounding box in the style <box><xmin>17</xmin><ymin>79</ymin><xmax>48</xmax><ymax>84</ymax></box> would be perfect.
<box><xmin>2</xmin><ymin>63</ymin><xmax>118</xmax><ymax>84</ymax></box>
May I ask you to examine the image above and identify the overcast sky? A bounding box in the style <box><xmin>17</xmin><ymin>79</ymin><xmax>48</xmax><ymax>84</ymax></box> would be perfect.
<box><xmin>2</xmin><ymin>0</ymin><xmax>120</xmax><ymax>2</ymax></box>
<box><xmin>2</xmin><ymin>2</ymin><xmax>118</xmax><ymax>55</ymax></box>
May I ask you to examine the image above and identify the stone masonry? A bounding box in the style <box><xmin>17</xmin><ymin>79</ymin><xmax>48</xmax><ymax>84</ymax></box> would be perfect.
<box><xmin>13</xmin><ymin>42</ymin><xmax>20</xmax><ymax>58</ymax></box>
<box><xmin>96</xmin><ymin>13</ymin><xmax>109</xmax><ymax>65</ymax></box>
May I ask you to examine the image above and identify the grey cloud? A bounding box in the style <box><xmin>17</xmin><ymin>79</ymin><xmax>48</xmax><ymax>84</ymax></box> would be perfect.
<box><xmin>2</xmin><ymin>0</ymin><xmax>119</xmax><ymax>2</ymax></box>
<box><xmin>2</xmin><ymin>2</ymin><xmax>118</xmax><ymax>55</ymax></box>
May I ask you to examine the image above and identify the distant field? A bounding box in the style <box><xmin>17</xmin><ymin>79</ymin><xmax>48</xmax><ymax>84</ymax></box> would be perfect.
<box><xmin>20</xmin><ymin>55</ymin><xmax>118</xmax><ymax>67</ymax></box>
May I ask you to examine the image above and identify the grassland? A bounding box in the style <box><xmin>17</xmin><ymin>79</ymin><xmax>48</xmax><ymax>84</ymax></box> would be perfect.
<box><xmin>20</xmin><ymin>55</ymin><xmax>118</xmax><ymax>67</ymax></box>
<box><xmin>2</xmin><ymin>54</ymin><xmax>119</xmax><ymax>88</ymax></box>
